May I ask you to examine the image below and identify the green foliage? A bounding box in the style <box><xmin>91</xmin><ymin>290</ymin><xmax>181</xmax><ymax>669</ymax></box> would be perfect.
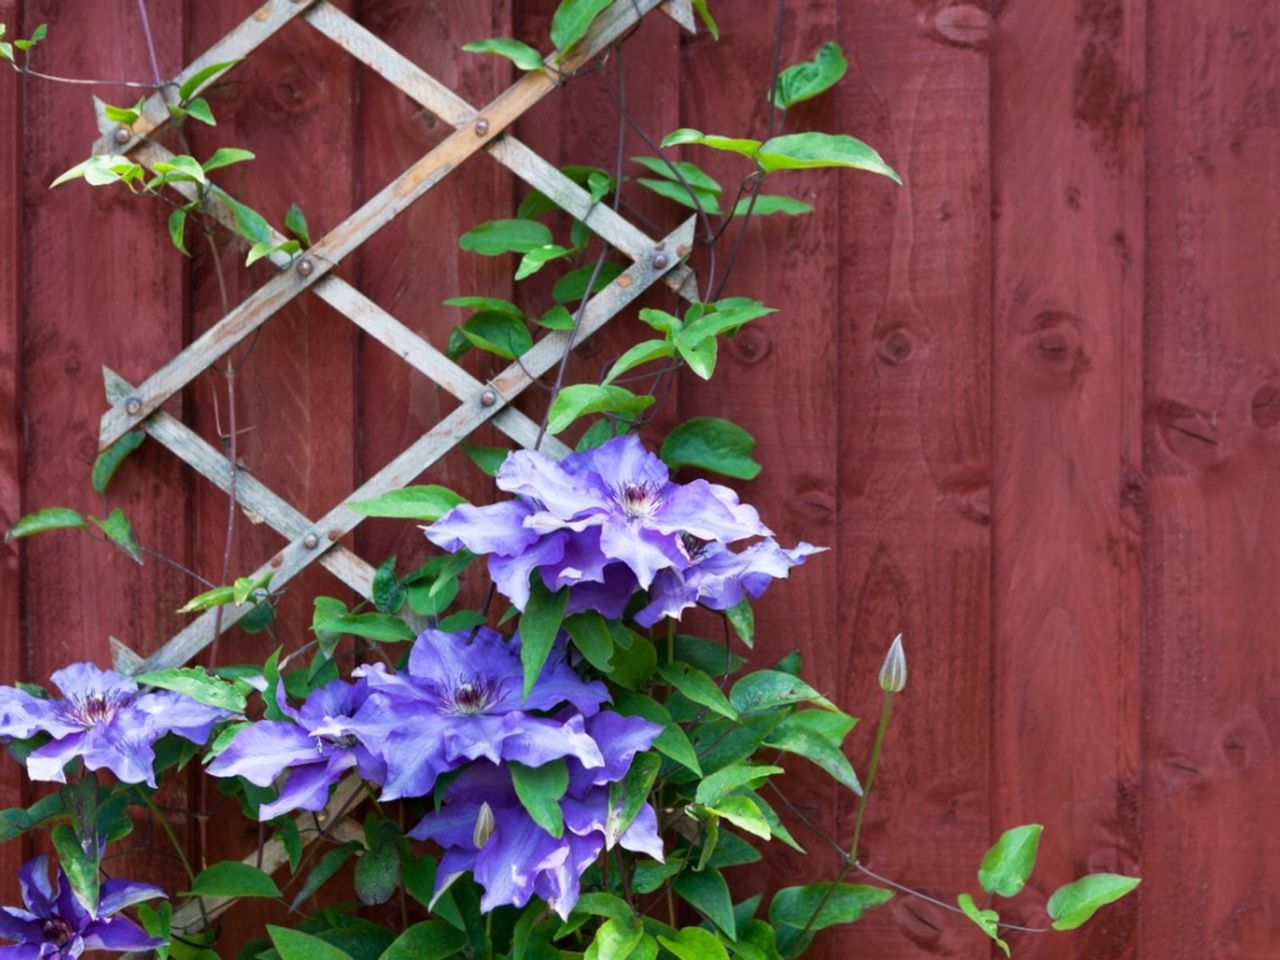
<box><xmin>545</xmin><ymin>384</ymin><xmax>654</xmax><ymax>435</ymax></box>
<box><xmin>511</xmin><ymin>759</ymin><xmax>570</xmax><ymax>838</ymax></box>
<box><xmin>768</xmin><ymin>883</ymin><xmax>893</xmax><ymax>931</ymax></box>
<box><xmin>460</xmin><ymin>219</ymin><xmax>554</xmax><ymax>255</ymax></box>
<box><xmin>1046</xmin><ymin>873</ymin><xmax>1141</xmax><ymax>930</ymax></box>
<box><xmin>91</xmin><ymin>430</ymin><xmax>146</xmax><ymax>492</ymax></box>
<box><xmin>463</xmin><ymin>37</ymin><xmax>544</xmax><ymax>71</ymax></box>
<box><xmin>519</xmin><ymin>580</ymin><xmax>570</xmax><ymax>698</ymax></box>
<box><xmin>188</xmin><ymin>861</ymin><xmax>281</xmax><ymax>899</ymax></box>
<box><xmin>90</xmin><ymin>508</ymin><xmax>143</xmax><ymax>563</ymax></box>
<box><xmin>348</xmin><ymin>485</ymin><xmax>467</xmax><ymax>520</ymax></box>
<box><xmin>661</xmin><ymin>417</ymin><xmax>761</xmax><ymax>480</ymax></box>
<box><xmin>957</xmin><ymin>893</ymin><xmax>1009</xmax><ymax>957</ymax></box>
<box><xmin>978</xmin><ymin>824</ymin><xmax>1043</xmax><ymax>897</ymax></box>
<box><xmin>550</xmin><ymin>0</ymin><xmax>613</xmax><ymax>53</ymax></box>
<box><xmin>772</xmin><ymin>42</ymin><xmax>848</xmax><ymax>109</ymax></box>
<box><xmin>5</xmin><ymin>506</ymin><xmax>86</xmax><ymax>540</ymax></box>
<box><xmin>135</xmin><ymin>667</ymin><xmax>251</xmax><ymax>712</ymax></box>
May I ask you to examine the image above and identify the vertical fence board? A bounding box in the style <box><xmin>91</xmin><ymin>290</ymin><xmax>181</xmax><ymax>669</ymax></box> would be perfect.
<box><xmin>831</xmin><ymin>3</ymin><xmax>993</xmax><ymax>956</ymax></box>
<box><xmin>1143</xmin><ymin>1</ymin><xmax>1280</xmax><ymax>957</ymax></box>
<box><xmin>19</xmin><ymin>0</ymin><xmax>192</xmax><ymax>898</ymax></box>
<box><xmin>0</xmin><ymin>0</ymin><xmax>25</xmax><ymax>904</ymax></box>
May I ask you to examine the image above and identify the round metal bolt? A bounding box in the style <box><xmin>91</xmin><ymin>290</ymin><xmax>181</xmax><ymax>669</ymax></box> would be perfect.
<box><xmin>652</xmin><ymin>252</ymin><xmax>669</xmax><ymax>270</ymax></box>
<box><xmin>297</xmin><ymin>258</ymin><xmax>314</xmax><ymax>277</ymax></box>
<box><xmin>474</xmin><ymin>118</ymin><xmax>490</xmax><ymax>137</ymax></box>
<box><xmin>480</xmin><ymin>389</ymin><xmax>497</xmax><ymax>407</ymax></box>
<box><xmin>302</xmin><ymin>533</ymin><xmax>319</xmax><ymax>549</ymax></box>
<box><xmin>125</xmin><ymin>397</ymin><xmax>143</xmax><ymax>416</ymax></box>
<box><xmin>113</xmin><ymin>126</ymin><xmax>131</xmax><ymax>145</ymax></box>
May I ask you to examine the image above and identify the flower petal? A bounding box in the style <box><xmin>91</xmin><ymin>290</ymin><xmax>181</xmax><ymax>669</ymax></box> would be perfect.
<box><xmin>472</xmin><ymin>811</ymin><xmax>559</xmax><ymax>913</ymax></box>
<box><xmin>0</xmin><ymin>943</ymin><xmax>43</xmax><ymax>960</ymax></box>
<box><xmin>25</xmin><ymin>733</ymin><xmax>87</xmax><ymax>784</ymax></box>
<box><xmin>597</xmin><ymin>518</ymin><xmax>683</xmax><ymax>589</ymax></box>
<box><xmin>48</xmin><ymin>664</ymin><xmax>136</xmax><ymax>702</ymax></box>
<box><xmin>80</xmin><ymin>720</ymin><xmax>157</xmax><ymax>786</ymax></box>
<box><xmin>0</xmin><ymin>687</ymin><xmax>70</xmax><ymax>740</ymax></box>
<box><xmin>617</xmin><ymin>803</ymin><xmax>664</xmax><ymax>861</ymax></box>
<box><xmin>96</xmin><ymin>879</ymin><xmax>165</xmax><ymax>917</ymax></box>
<box><xmin>205</xmin><ymin>722</ymin><xmax>318</xmax><ymax>787</ymax></box>
<box><xmin>497</xmin><ymin>451</ymin><xmax>607</xmax><ymax>522</ymax></box>
<box><xmin>426</xmin><ymin>500</ymin><xmax>540</xmax><ymax>557</ymax></box>
<box><xmin>578</xmin><ymin>435</ymin><xmax>669</xmax><ymax>493</ymax></box>
<box><xmin>0</xmin><ymin>907</ymin><xmax>43</xmax><ymax>946</ymax></box>
<box><xmin>80</xmin><ymin>915</ymin><xmax>164</xmax><ymax>952</ymax></box>
<box><xmin>570</xmin><ymin>712</ymin><xmax>661</xmax><ymax>791</ymax></box>
<box><xmin>134</xmin><ymin>691</ymin><xmax>230</xmax><ymax>744</ymax></box>
<box><xmin>16</xmin><ymin>856</ymin><xmax>54</xmax><ymax>916</ymax></box>
<box><xmin>258</xmin><ymin>754</ymin><xmax>352</xmax><ymax>821</ymax></box>
<box><xmin>496</xmin><ymin>713</ymin><xmax>604</xmax><ymax>771</ymax></box>
<box><xmin>487</xmin><ymin>533</ymin><xmax>567</xmax><ymax>611</ymax></box>
<box><xmin>652</xmin><ymin>480</ymin><xmax>768</xmax><ymax>542</ymax></box>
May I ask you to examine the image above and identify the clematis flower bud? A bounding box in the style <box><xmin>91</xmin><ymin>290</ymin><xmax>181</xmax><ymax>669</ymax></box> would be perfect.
<box><xmin>878</xmin><ymin>633</ymin><xmax>906</xmax><ymax>693</ymax></box>
<box><xmin>473</xmin><ymin>801</ymin><xmax>496</xmax><ymax>849</ymax></box>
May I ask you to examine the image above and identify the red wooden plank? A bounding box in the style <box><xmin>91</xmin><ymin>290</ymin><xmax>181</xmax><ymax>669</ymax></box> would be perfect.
<box><xmin>20</xmin><ymin>0</ymin><xmax>192</xmax><ymax>897</ymax></box>
<box><xmin>352</xmin><ymin>0</ymin><xmax>515</xmax><ymax>599</ymax></box>
<box><xmin>181</xmin><ymin>0</ymin><xmax>358</xmax><ymax>948</ymax></box>
<box><xmin>0</xmin><ymin>0</ymin><xmax>26</xmax><ymax>905</ymax></box>
<box><xmin>1143</xmin><ymin>1</ymin><xmax>1280</xmax><ymax>957</ymax></box>
<box><xmin>991</xmin><ymin>1</ymin><xmax>1145</xmax><ymax>957</ymax></box>
<box><xmin>830</xmin><ymin>3</ymin><xmax>993</xmax><ymax>956</ymax></box>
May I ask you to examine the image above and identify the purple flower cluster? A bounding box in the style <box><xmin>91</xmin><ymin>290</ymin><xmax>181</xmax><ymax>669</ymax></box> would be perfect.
<box><xmin>0</xmin><ymin>855</ymin><xmax>164</xmax><ymax>959</ymax></box>
<box><xmin>207</xmin><ymin>627</ymin><xmax>663</xmax><ymax>917</ymax></box>
<box><xmin>0</xmin><ymin>664</ymin><xmax>232</xmax><ymax>788</ymax></box>
<box><xmin>426</xmin><ymin>435</ymin><xmax>819</xmax><ymax>624</ymax></box>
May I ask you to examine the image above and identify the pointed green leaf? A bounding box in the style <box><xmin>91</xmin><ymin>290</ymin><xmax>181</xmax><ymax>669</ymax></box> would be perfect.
<box><xmin>636</xmin><ymin>177</ymin><xmax>722</xmax><ymax>215</ymax></box>
<box><xmin>756</xmin><ymin>132</ymin><xmax>901</xmax><ymax>183</ymax></box>
<box><xmin>519</xmin><ymin>580</ymin><xmax>569</xmax><ymax>698</ymax></box>
<box><xmin>733</xmin><ymin>194</ymin><xmax>814</xmax><ymax>216</ymax></box>
<box><xmin>978</xmin><ymin>824</ymin><xmax>1043</xmax><ymax>897</ymax></box>
<box><xmin>310</xmin><ymin>612</ymin><xmax>414</xmax><ymax>643</ymax></box>
<box><xmin>661</xmin><ymin>128</ymin><xmax>762</xmax><ymax>159</ymax></box>
<box><xmin>202</xmin><ymin>147</ymin><xmax>254</xmax><ymax>173</ymax></box>
<box><xmin>90</xmin><ymin>508</ymin><xmax>142</xmax><ymax>563</ymax></box>
<box><xmin>674</xmin><ymin>869</ymin><xmax>736</xmax><ymax>938</ymax></box>
<box><xmin>460</xmin><ymin>311</ymin><xmax>533</xmax><ymax>359</ymax></box>
<box><xmin>463</xmin><ymin>37</ymin><xmax>543</xmax><ymax>70</ymax></box>
<box><xmin>379</xmin><ymin>920</ymin><xmax>468</xmax><ymax>960</ymax></box>
<box><xmin>153</xmin><ymin>154</ymin><xmax>206</xmax><ymax>183</ymax></box>
<box><xmin>765</xmin><ymin>717</ymin><xmax>861</xmax><ymax>794</ymax></box>
<box><xmin>515</xmin><ymin>243</ymin><xmax>572</xmax><ymax>280</ymax></box>
<box><xmin>631</xmin><ymin>155</ymin><xmax>722</xmax><ymax>194</ymax></box>
<box><xmin>772</xmin><ymin>42</ymin><xmax>848</xmax><ymax>109</ymax></box>
<box><xmin>511</xmin><ymin>758</ymin><xmax>569</xmax><ymax>838</ymax></box>
<box><xmin>1046</xmin><ymin>873</ymin><xmax>1141</xmax><ymax>930</ymax></box>
<box><xmin>6</xmin><ymin>507</ymin><xmax>86</xmax><ymax>542</ymax></box>
<box><xmin>659</xmin><ymin>662</ymin><xmax>738</xmax><ymax>720</ymax></box>
<box><xmin>348</xmin><ymin>484</ymin><xmax>466</xmax><ymax>521</ymax></box>
<box><xmin>603</xmin><ymin>339</ymin><xmax>675</xmax><ymax>386</ymax></box>
<box><xmin>661</xmin><ymin>417</ymin><xmax>760</xmax><ymax>480</ymax></box>
<box><xmin>184</xmin><ymin>97</ymin><xmax>216</xmax><ymax>126</ymax></box>
<box><xmin>545</xmin><ymin>384</ymin><xmax>653</xmax><ymax>435</ymax></box>
<box><xmin>134</xmin><ymin>667</ymin><xmax>250</xmax><ymax>713</ymax></box>
<box><xmin>563</xmin><ymin>610</ymin><xmax>616</xmax><ymax>672</ymax></box>
<box><xmin>179</xmin><ymin>59</ymin><xmax>239</xmax><ymax>102</ymax></box>
<box><xmin>769</xmin><ymin>883</ymin><xmax>893</xmax><ymax>930</ymax></box>
<box><xmin>267</xmin><ymin>926</ymin><xmax>353</xmax><ymax>960</ymax></box>
<box><xmin>612</xmin><ymin>692</ymin><xmax>701</xmax><ymax>775</ymax></box>
<box><xmin>188</xmin><ymin>861</ymin><xmax>280</xmax><ymax>899</ymax></box>
<box><xmin>658</xmin><ymin>928</ymin><xmax>730</xmax><ymax>960</ymax></box>
<box><xmin>460</xmin><ymin>219</ymin><xmax>553</xmax><ymax>255</ymax></box>
<box><xmin>91</xmin><ymin>430</ymin><xmax>146</xmax><ymax>493</ymax></box>
<box><xmin>729</xmin><ymin>670</ymin><xmax>835</xmax><ymax>715</ymax></box>
<box><xmin>552</xmin><ymin>261</ymin><xmax>624</xmax><ymax>303</ymax></box>
<box><xmin>550</xmin><ymin>0</ymin><xmax>614</xmax><ymax>52</ymax></box>
<box><xmin>957</xmin><ymin>893</ymin><xmax>1009</xmax><ymax>956</ymax></box>
<box><xmin>606</xmin><ymin>751</ymin><xmax>660</xmax><ymax>845</ymax></box>
<box><xmin>461</xmin><ymin>442</ymin><xmax>510</xmax><ymax>477</ymax></box>
<box><xmin>51</xmin><ymin>823</ymin><xmax>99</xmax><ymax>914</ymax></box>
<box><xmin>284</xmin><ymin>202</ymin><xmax>311</xmax><ymax>246</ymax></box>
<box><xmin>694</xmin><ymin>763</ymin><xmax>784</xmax><ymax>807</ymax></box>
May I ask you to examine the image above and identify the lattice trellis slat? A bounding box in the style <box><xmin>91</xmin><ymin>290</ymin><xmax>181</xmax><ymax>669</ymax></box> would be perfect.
<box><xmin>87</xmin><ymin>0</ymin><xmax>699</xmax><ymax>678</ymax></box>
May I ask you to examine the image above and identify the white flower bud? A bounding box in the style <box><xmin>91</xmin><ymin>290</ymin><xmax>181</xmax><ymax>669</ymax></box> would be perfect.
<box><xmin>878</xmin><ymin>633</ymin><xmax>906</xmax><ymax>693</ymax></box>
<box><xmin>473</xmin><ymin>801</ymin><xmax>495</xmax><ymax>849</ymax></box>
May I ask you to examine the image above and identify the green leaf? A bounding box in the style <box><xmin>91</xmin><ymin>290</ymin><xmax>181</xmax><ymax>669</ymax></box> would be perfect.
<box><xmin>214</xmin><ymin>189</ymin><xmax>273</xmax><ymax>245</ymax></box>
<box><xmin>733</xmin><ymin>194</ymin><xmax>814</xmax><ymax>216</ymax></box>
<box><xmin>725</xmin><ymin>598</ymin><xmax>754</xmax><ymax>647</ymax></box>
<box><xmin>658</xmin><ymin>928</ymin><xmax>730</xmax><ymax>960</ymax></box>
<box><xmin>674</xmin><ymin>869</ymin><xmax>736</xmax><ymax>938</ymax></box>
<box><xmin>661</xmin><ymin>417</ymin><xmax>760</xmax><ymax>480</ymax></box>
<box><xmin>679</xmin><ymin>298</ymin><xmax>775</xmax><ymax>349</ymax></box>
<box><xmin>188</xmin><ymin>861</ymin><xmax>280</xmax><ymax>899</ymax></box>
<box><xmin>289</xmin><ymin>842</ymin><xmax>362</xmax><ymax>910</ymax></box>
<box><xmin>768</xmin><ymin>883</ymin><xmax>893</xmax><ymax>930</ymax></box>
<box><xmin>705</xmin><ymin>794</ymin><xmax>771</xmax><ymax>840</ymax></box>
<box><xmin>552</xmin><ymin>261</ymin><xmax>624</xmax><ymax>303</ymax></box>
<box><xmin>244</xmin><ymin>239</ymin><xmax>299</xmax><ymax>267</ymax></box>
<box><xmin>310</xmin><ymin>612</ymin><xmax>415</xmax><ymax>643</ymax></box>
<box><xmin>135</xmin><ymin>667</ymin><xmax>249</xmax><ymax>713</ymax></box>
<box><xmin>201</xmin><ymin>147</ymin><xmax>254</xmax><ymax>173</ymax></box>
<box><xmin>756</xmin><ymin>133</ymin><xmax>901</xmax><ymax>183</ymax></box>
<box><xmin>167</xmin><ymin>207</ymin><xmax>189</xmax><ymax>256</ymax></box>
<box><xmin>585</xmin><ymin>918</ymin><xmax>645</xmax><ymax>960</ymax></box>
<box><xmin>284</xmin><ymin>202</ymin><xmax>312</xmax><ymax>246</ymax></box>
<box><xmin>90</xmin><ymin>508</ymin><xmax>143</xmax><ymax>563</ymax></box>
<box><xmin>137</xmin><ymin>901</ymin><xmax>172</xmax><ymax>960</ymax></box>
<box><xmin>764</xmin><ymin>717</ymin><xmax>861</xmax><ymax>794</ymax></box>
<box><xmin>535</xmin><ymin>305</ymin><xmax>576</xmax><ymax>330</ymax></box>
<box><xmin>978</xmin><ymin>824</ymin><xmax>1043</xmax><ymax>897</ymax></box>
<box><xmin>510</xmin><ymin>759</ymin><xmax>569</xmax><ymax>838</ymax></box>
<box><xmin>636</xmin><ymin>177</ymin><xmax>722</xmax><ymax>215</ymax></box>
<box><xmin>177</xmin><ymin>585</ymin><xmax>235</xmax><ymax>614</ymax></box>
<box><xmin>604</xmin><ymin>340</ymin><xmax>675</xmax><ymax>386</ymax></box>
<box><xmin>515</xmin><ymin>244</ymin><xmax>572</xmax><ymax>280</ymax></box>
<box><xmin>372</xmin><ymin>557</ymin><xmax>405</xmax><ymax>615</ymax></box>
<box><xmin>462</xmin><ymin>37</ymin><xmax>544</xmax><ymax>70</ymax></box>
<box><xmin>232</xmin><ymin>572</ymin><xmax>272</xmax><ymax>606</ymax></box>
<box><xmin>550</xmin><ymin>0</ymin><xmax>613</xmax><ymax>52</ymax></box>
<box><xmin>631</xmin><ymin>156</ymin><xmax>722</xmax><ymax>195</ymax></box>
<box><xmin>772</xmin><ymin>42</ymin><xmax>848</xmax><ymax>109</ymax></box>
<box><xmin>658</xmin><ymin>662</ymin><xmax>738</xmax><ymax>720</ymax></box>
<box><xmin>660</xmin><ymin>128</ymin><xmax>761</xmax><ymax>159</ymax></box>
<box><xmin>638</xmin><ymin>308</ymin><xmax>682</xmax><ymax>335</ymax></box>
<box><xmin>153</xmin><ymin>154</ymin><xmax>206</xmax><ymax>183</ymax></box>
<box><xmin>956</xmin><ymin>893</ymin><xmax>1009</xmax><ymax>957</ymax></box>
<box><xmin>103</xmin><ymin>101</ymin><xmax>142</xmax><ymax>124</ymax></box>
<box><xmin>695</xmin><ymin>763</ymin><xmax>784</xmax><ymax>807</ymax></box>
<box><xmin>461</xmin><ymin>443</ymin><xmax>509</xmax><ymax>477</ymax></box>
<box><xmin>444</xmin><ymin>295</ymin><xmax>523</xmax><ymax>318</ymax></box>
<box><xmin>460</xmin><ymin>219</ymin><xmax>554</xmax><ymax>255</ymax></box>
<box><xmin>354</xmin><ymin>833</ymin><xmax>401</xmax><ymax>906</ymax></box>
<box><xmin>781</xmin><ymin>708</ymin><xmax>856</xmax><ymax>746</ymax></box>
<box><xmin>518</xmin><ymin>164</ymin><xmax>613</xmax><ymax>218</ymax></box>
<box><xmin>184</xmin><ymin>97</ymin><xmax>216</xmax><ymax>126</ymax></box>
<box><xmin>461</xmin><ymin>311</ymin><xmax>534</xmax><ymax>359</ymax></box>
<box><xmin>179</xmin><ymin>59</ymin><xmax>239</xmax><ymax>102</ymax></box>
<box><xmin>379</xmin><ymin>920</ymin><xmax>468</xmax><ymax>960</ymax></box>
<box><xmin>729</xmin><ymin>670</ymin><xmax>835</xmax><ymax>715</ymax></box>
<box><xmin>675</xmin><ymin>334</ymin><xmax>717</xmax><ymax>379</ymax></box>
<box><xmin>612</xmin><ymin>692</ymin><xmax>700</xmax><ymax>775</ymax></box>
<box><xmin>519</xmin><ymin>580</ymin><xmax>569</xmax><ymax>699</ymax></box>
<box><xmin>692</xmin><ymin>0</ymin><xmax>719</xmax><ymax>39</ymax></box>
<box><xmin>606</xmin><ymin>751</ymin><xmax>660</xmax><ymax>845</ymax></box>
<box><xmin>268</xmin><ymin>926</ymin><xmax>354</xmax><ymax>960</ymax></box>
<box><xmin>545</xmin><ymin>384</ymin><xmax>654</xmax><ymax>436</ymax></box>
<box><xmin>1046</xmin><ymin>873</ymin><xmax>1141</xmax><ymax>930</ymax></box>
<box><xmin>6</xmin><ymin>507</ymin><xmax>86</xmax><ymax>541</ymax></box>
<box><xmin>563</xmin><ymin>611</ymin><xmax>615</xmax><ymax>672</ymax></box>
<box><xmin>348</xmin><ymin>485</ymin><xmax>466</xmax><ymax>521</ymax></box>
<box><xmin>50</xmin><ymin>155</ymin><xmax>144</xmax><ymax>189</ymax></box>
<box><xmin>51</xmin><ymin>823</ymin><xmax>99</xmax><ymax>914</ymax></box>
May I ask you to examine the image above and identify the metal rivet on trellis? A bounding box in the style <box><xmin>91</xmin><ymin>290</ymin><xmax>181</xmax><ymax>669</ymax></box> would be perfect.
<box><xmin>653</xmin><ymin>252</ymin><xmax>669</xmax><ymax>270</ymax></box>
<box><xmin>296</xmin><ymin>258</ymin><xmax>314</xmax><ymax>277</ymax></box>
<box><xmin>302</xmin><ymin>533</ymin><xmax>319</xmax><ymax>549</ymax></box>
<box><xmin>125</xmin><ymin>397</ymin><xmax>142</xmax><ymax>416</ymax></box>
<box><xmin>114</xmin><ymin>126</ymin><xmax>131</xmax><ymax>145</ymax></box>
<box><xmin>474</xmin><ymin>118</ymin><xmax>490</xmax><ymax>137</ymax></box>
<box><xmin>480</xmin><ymin>389</ymin><xmax>498</xmax><ymax>407</ymax></box>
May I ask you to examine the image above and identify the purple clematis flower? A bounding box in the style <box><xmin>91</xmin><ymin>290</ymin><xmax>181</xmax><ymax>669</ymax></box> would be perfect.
<box><xmin>0</xmin><ymin>854</ymin><xmax>165</xmax><ymax>959</ymax></box>
<box><xmin>0</xmin><ymin>664</ymin><xmax>232</xmax><ymax>788</ymax></box>
<box><xmin>427</xmin><ymin>435</ymin><xmax>769</xmax><ymax>612</ymax></box>
<box><xmin>206</xmin><ymin>676</ymin><xmax>387</xmax><ymax>820</ymax></box>
<box><xmin>634</xmin><ymin>539</ymin><xmax>825</xmax><ymax>627</ymax></box>
<box><xmin>340</xmin><ymin>627</ymin><xmax>611</xmax><ymax>802</ymax></box>
<box><xmin>409</xmin><ymin>710</ymin><xmax>665</xmax><ymax>919</ymax></box>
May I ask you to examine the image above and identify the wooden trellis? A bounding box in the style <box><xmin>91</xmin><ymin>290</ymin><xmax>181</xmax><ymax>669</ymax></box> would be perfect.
<box><xmin>90</xmin><ymin>0</ymin><xmax>699</xmax><ymax>679</ymax></box>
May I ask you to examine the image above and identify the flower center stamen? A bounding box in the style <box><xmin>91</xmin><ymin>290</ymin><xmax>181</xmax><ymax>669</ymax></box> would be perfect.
<box><xmin>42</xmin><ymin>918</ymin><xmax>73</xmax><ymax>949</ymax></box>
<box><xmin>447</xmin><ymin>678</ymin><xmax>497</xmax><ymax>715</ymax></box>
<box><xmin>617</xmin><ymin>482</ymin><xmax>661</xmax><ymax>520</ymax></box>
<box><xmin>67</xmin><ymin>692</ymin><xmax>129</xmax><ymax>729</ymax></box>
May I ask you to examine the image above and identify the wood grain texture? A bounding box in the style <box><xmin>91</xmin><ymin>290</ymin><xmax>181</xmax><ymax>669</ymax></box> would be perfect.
<box><xmin>0</xmin><ymin>0</ymin><xmax>25</xmax><ymax>905</ymax></box>
<box><xmin>19</xmin><ymin>0</ymin><xmax>193</xmax><ymax>900</ymax></box>
<box><xmin>1143</xmin><ymin>1</ymin><xmax>1280</xmax><ymax>957</ymax></box>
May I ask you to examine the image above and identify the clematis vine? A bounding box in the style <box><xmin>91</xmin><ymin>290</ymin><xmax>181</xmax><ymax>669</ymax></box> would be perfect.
<box><xmin>205</xmin><ymin>675</ymin><xmax>388</xmax><ymax>820</ymax></box>
<box><xmin>409</xmin><ymin>710</ymin><xmax>665</xmax><ymax>919</ymax></box>
<box><xmin>0</xmin><ymin>664</ymin><xmax>231</xmax><ymax>788</ymax></box>
<box><xmin>339</xmin><ymin>626</ymin><xmax>611</xmax><ymax>801</ymax></box>
<box><xmin>0</xmin><ymin>854</ymin><xmax>165</xmax><ymax>959</ymax></box>
<box><xmin>427</xmin><ymin>434</ymin><xmax>820</xmax><ymax>622</ymax></box>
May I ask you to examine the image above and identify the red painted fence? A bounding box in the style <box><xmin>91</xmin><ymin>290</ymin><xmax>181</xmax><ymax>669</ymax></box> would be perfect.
<box><xmin>2</xmin><ymin>1</ymin><xmax>1278</xmax><ymax>958</ymax></box>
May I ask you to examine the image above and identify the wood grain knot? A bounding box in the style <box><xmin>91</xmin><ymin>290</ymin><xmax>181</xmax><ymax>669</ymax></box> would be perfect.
<box><xmin>1250</xmin><ymin>383</ymin><xmax>1280</xmax><ymax>428</ymax></box>
<box><xmin>1150</xmin><ymin>398</ymin><xmax>1218</xmax><ymax>470</ymax></box>
<box><xmin>1026</xmin><ymin>311</ymin><xmax>1089</xmax><ymax>382</ymax></box>
<box><xmin>920</xmin><ymin>4</ymin><xmax>990</xmax><ymax>50</ymax></box>
<box><xmin>877</xmin><ymin>326</ymin><xmax>916</xmax><ymax>365</ymax></box>
<box><xmin>727</xmin><ymin>327</ymin><xmax>770</xmax><ymax>365</ymax></box>
<box><xmin>63</xmin><ymin>355</ymin><xmax>81</xmax><ymax>376</ymax></box>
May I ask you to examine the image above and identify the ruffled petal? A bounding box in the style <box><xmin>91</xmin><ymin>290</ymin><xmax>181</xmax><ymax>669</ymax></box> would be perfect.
<box><xmin>578</xmin><ymin>435</ymin><xmax>669</xmax><ymax>494</ymax></box>
<box><xmin>496</xmin><ymin>714</ymin><xmax>603</xmax><ymax>771</ymax></box>
<box><xmin>205</xmin><ymin>722</ymin><xmax>318</xmax><ymax>787</ymax></box>
<box><xmin>96</xmin><ymin>879</ymin><xmax>165</xmax><ymax>917</ymax></box>
<box><xmin>652</xmin><ymin>480</ymin><xmax>768</xmax><ymax>543</ymax></box>
<box><xmin>257</xmin><ymin>754</ymin><xmax>351</xmax><ymax>821</ymax></box>
<box><xmin>519</xmin><ymin>643</ymin><xmax>610</xmax><ymax>716</ymax></box>
<box><xmin>48</xmin><ymin>665</ymin><xmax>136</xmax><ymax>702</ymax></box>
<box><xmin>0</xmin><ymin>687</ymin><xmax>70</xmax><ymax>740</ymax></box>
<box><xmin>487</xmin><ymin>533</ymin><xmax>567</xmax><ymax>611</ymax></box>
<box><xmin>0</xmin><ymin>943</ymin><xmax>43</xmax><ymax>960</ymax></box>
<box><xmin>79</xmin><ymin>722</ymin><xmax>156</xmax><ymax>787</ymax></box>
<box><xmin>426</xmin><ymin>500</ymin><xmax>540</xmax><ymax>557</ymax></box>
<box><xmin>406</xmin><ymin>800</ymin><xmax>484</xmax><ymax>846</ymax></box>
<box><xmin>17</xmin><ymin>856</ymin><xmax>54</xmax><ymax>916</ymax></box>
<box><xmin>472</xmin><ymin>811</ymin><xmax>559</xmax><ymax>913</ymax></box>
<box><xmin>24</xmin><ymin>734</ymin><xmax>87</xmax><ymax>785</ymax></box>
<box><xmin>597</xmin><ymin>518</ymin><xmax>683</xmax><ymax>589</ymax></box>
<box><xmin>570</xmin><ymin>712</ymin><xmax>661</xmax><ymax>791</ymax></box>
<box><xmin>79</xmin><ymin>916</ymin><xmax>164</xmax><ymax>952</ymax></box>
<box><xmin>496</xmin><ymin>451</ymin><xmax>607</xmax><ymax>522</ymax></box>
<box><xmin>0</xmin><ymin>907</ymin><xmax>43</xmax><ymax>945</ymax></box>
<box><xmin>564</xmin><ymin>565</ymin><xmax>640</xmax><ymax>620</ymax></box>
<box><xmin>407</xmin><ymin>627</ymin><xmax>514</xmax><ymax>692</ymax></box>
<box><xmin>133</xmin><ymin>692</ymin><xmax>230</xmax><ymax>744</ymax></box>
<box><xmin>617</xmin><ymin>803</ymin><xmax>664</xmax><ymax>861</ymax></box>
